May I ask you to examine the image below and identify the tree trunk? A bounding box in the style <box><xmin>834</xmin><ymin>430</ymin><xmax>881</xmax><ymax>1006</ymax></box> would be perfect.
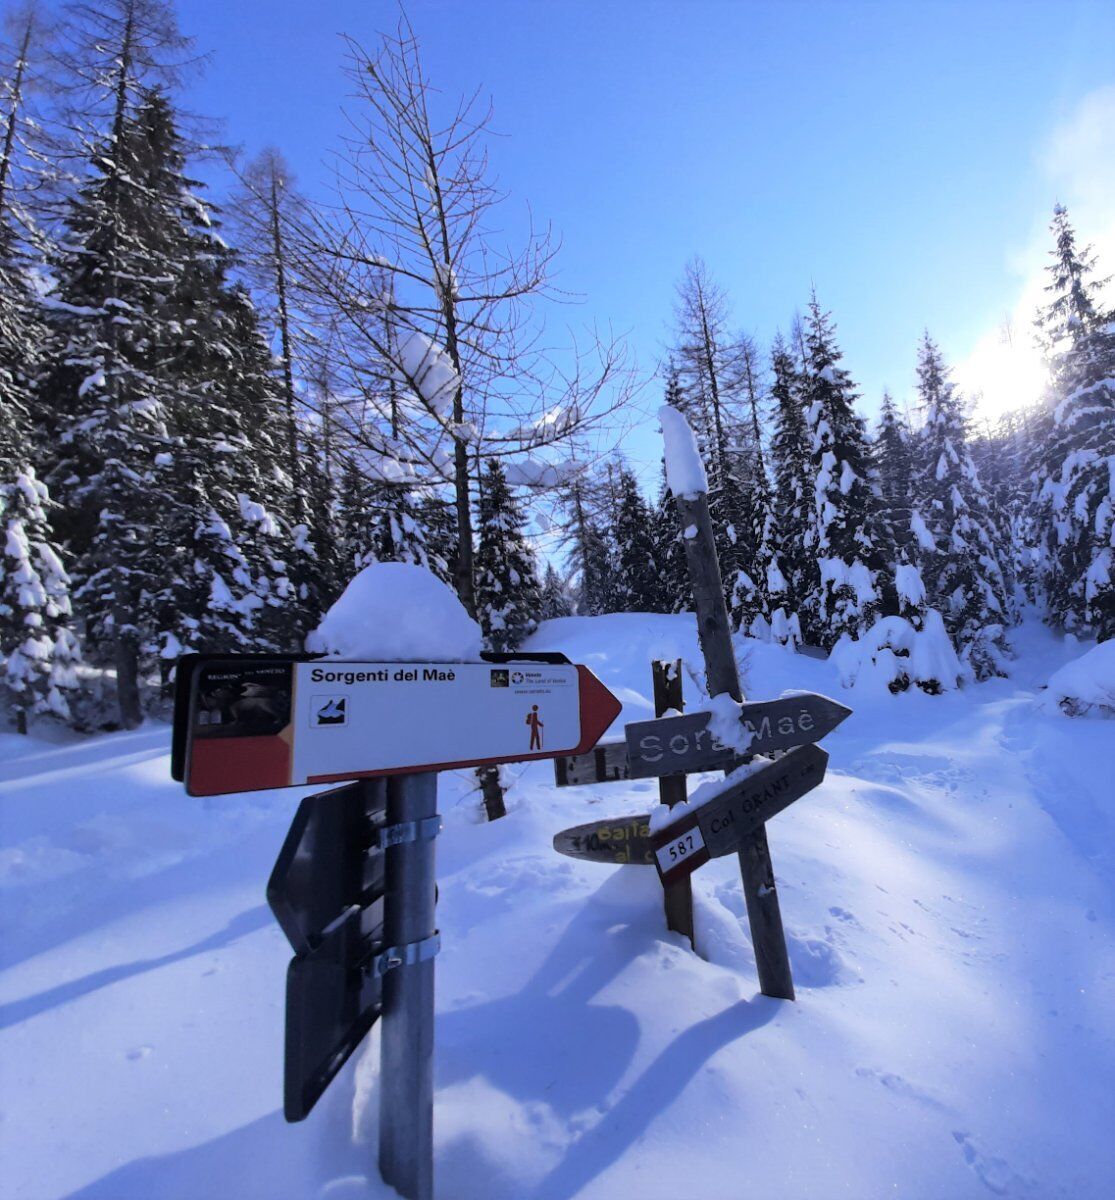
<box><xmin>0</xmin><ymin>15</ymin><xmax>31</xmax><ymax>222</ymax></box>
<box><xmin>270</xmin><ymin>174</ymin><xmax>303</xmax><ymax>522</ymax></box>
<box><xmin>115</xmin><ymin>637</ymin><xmax>142</xmax><ymax>730</ymax></box>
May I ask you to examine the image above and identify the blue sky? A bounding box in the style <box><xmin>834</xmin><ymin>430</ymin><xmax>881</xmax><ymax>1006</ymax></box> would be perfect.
<box><xmin>179</xmin><ymin>0</ymin><xmax>1115</xmax><ymax>466</ymax></box>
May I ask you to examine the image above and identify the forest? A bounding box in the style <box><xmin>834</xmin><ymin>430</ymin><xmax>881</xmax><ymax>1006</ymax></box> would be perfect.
<box><xmin>1</xmin><ymin>0</ymin><xmax>1113</xmax><ymax>734</ymax></box>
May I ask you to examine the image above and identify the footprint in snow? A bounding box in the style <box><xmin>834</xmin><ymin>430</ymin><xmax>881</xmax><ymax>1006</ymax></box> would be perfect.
<box><xmin>952</xmin><ymin>1131</ymin><xmax>1026</xmax><ymax>1196</ymax></box>
<box><xmin>786</xmin><ymin>930</ymin><xmax>847</xmax><ymax>988</ymax></box>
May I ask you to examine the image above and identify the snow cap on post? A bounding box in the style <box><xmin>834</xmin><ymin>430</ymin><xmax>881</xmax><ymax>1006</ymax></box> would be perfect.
<box><xmin>306</xmin><ymin>562</ymin><xmax>482</xmax><ymax>660</ymax></box>
<box><xmin>658</xmin><ymin>405</ymin><xmax>708</xmax><ymax>498</ymax></box>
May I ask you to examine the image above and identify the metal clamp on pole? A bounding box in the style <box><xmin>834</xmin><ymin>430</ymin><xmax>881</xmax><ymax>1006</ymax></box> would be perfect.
<box><xmin>370</xmin><ymin>931</ymin><xmax>441</xmax><ymax>979</ymax></box>
<box><xmin>370</xmin><ymin>815</ymin><xmax>442</xmax><ymax>850</ymax></box>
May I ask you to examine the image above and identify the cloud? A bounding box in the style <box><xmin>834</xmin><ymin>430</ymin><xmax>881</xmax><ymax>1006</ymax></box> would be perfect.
<box><xmin>955</xmin><ymin>83</ymin><xmax>1115</xmax><ymax>422</ymax></box>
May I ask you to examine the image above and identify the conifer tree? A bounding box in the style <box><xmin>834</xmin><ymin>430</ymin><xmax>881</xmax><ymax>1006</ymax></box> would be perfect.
<box><xmin>416</xmin><ymin>493</ymin><xmax>457</xmax><ymax>586</ymax></box>
<box><xmin>474</xmin><ymin>459</ymin><xmax>542</xmax><ymax>651</ymax></box>
<box><xmin>654</xmin><ymin>470</ymin><xmax>692</xmax><ymax>615</ymax></box>
<box><xmin>766</xmin><ymin>333</ymin><xmax>815</xmax><ymax>644</ymax></box>
<box><xmin>0</xmin><ymin>43</ymin><xmax>84</xmax><ymax>728</ymax></box>
<box><xmin>335</xmin><ymin>457</ymin><xmax>374</xmax><ymax>588</ymax></box>
<box><xmin>912</xmin><ymin>332</ymin><xmax>1012</xmax><ymax>677</ymax></box>
<box><xmin>802</xmin><ymin>293</ymin><xmax>885</xmax><ymax>647</ymax></box>
<box><xmin>538</xmin><ymin>563</ymin><xmax>573</xmax><ymax>620</ymax></box>
<box><xmin>365</xmin><ymin>481</ymin><xmax>435</xmax><ymax>572</ymax></box>
<box><xmin>1</xmin><ymin>466</ymin><xmax>83</xmax><ymax>732</ymax></box>
<box><xmin>1031</xmin><ymin>205</ymin><xmax>1115</xmax><ymax>639</ymax></box>
<box><xmin>558</xmin><ymin>473</ymin><xmax>615</xmax><ymax>616</ymax></box>
<box><xmin>612</xmin><ymin>466</ymin><xmax>663</xmax><ymax>612</ymax></box>
<box><xmin>874</xmin><ymin>391</ymin><xmax>915</xmax><ymax>562</ymax></box>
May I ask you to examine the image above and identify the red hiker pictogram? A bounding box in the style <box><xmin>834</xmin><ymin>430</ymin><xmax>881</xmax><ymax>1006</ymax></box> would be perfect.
<box><xmin>526</xmin><ymin>704</ymin><xmax>544</xmax><ymax>750</ymax></box>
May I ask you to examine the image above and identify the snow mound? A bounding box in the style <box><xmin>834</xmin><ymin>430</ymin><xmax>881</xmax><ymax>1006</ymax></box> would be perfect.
<box><xmin>1041</xmin><ymin>640</ymin><xmax>1115</xmax><ymax>718</ymax></box>
<box><xmin>832</xmin><ymin>610</ymin><xmax>963</xmax><ymax>694</ymax></box>
<box><xmin>306</xmin><ymin>563</ymin><xmax>482</xmax><ymax>660</ymax></box>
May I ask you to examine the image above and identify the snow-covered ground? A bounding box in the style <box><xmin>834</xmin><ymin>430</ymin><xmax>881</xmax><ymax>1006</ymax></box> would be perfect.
<box><xmin>1</xmin><ymin>613</ymin><xmax>1113</xmax><ymax>1200</ymax></box>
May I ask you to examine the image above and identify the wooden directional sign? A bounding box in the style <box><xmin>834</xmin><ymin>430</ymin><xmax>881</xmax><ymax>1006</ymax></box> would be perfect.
<box><xmin>625</xmin><ymin>693</ymin><xmax>850</xmax><ymax>780</ymax></box>
<box><xmin>267</xmin><ymin>781</ymin><xmax>386</xmax><ymax>955</ymax></box>
<box><xmin>651</xmin><ymin>744</ymin><xmax>829</xmax><ymax>885</ymax></box>
<box><xmin>552</xmin><ymin>814</ymin><xmax>654</xmax><ymax>865</ymax></box>
<box><xmin>178</xmin><ymin>654</ymin><xmax>622</xmax><ymax>796</ymax></box>
<box><xmin>553</xmin><ymin>739</ymin><xmax>630</xmax><ymax>786</ymax></box>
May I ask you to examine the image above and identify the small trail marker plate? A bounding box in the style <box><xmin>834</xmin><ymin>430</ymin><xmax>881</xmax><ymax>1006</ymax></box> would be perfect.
<box><xmin>552</xmin><ymin>814</ymin><xmax>654</xmax><ymax>864</ymax></box>
<box><xmin>650</xmin><ymin>744</ymin><xmax>829</xmax><ymax>884</ymax></box>
<box><xmin>653</xmin><ymin>823</ymin><xmax>709</xmax><ymax>877</ymax></box>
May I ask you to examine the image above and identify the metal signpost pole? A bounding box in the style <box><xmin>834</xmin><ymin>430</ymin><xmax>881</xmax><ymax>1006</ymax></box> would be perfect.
<box><xmin>675</xmin><ymin>492</ymin><xmax>795</xmax><ymax>1001</ymax></box>
<box><xmin>652</xmin><ymin>660</ymin><xmax>694</xmax><ymax>946</ymax></box>
<box><xmin>378</xmin><ymin>772</ymin><xmax>439</xmax><ymax>1200</ymax></box>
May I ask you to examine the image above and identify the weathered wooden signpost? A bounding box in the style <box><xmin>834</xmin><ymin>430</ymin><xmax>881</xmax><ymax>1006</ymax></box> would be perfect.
<box><xmin>553</xmin><ymin>407</ymin><xmax>853</xmax><ymax>1002</ymax></box>
<box><xmin>172</xmin><ymin>651</ymin><xmax>621</xmax><ymax>1200</ymax></box>
<box><xmin>553</xmin><ymin>657</ymin><xmax>696</xmax><ymax>944</ymax></box>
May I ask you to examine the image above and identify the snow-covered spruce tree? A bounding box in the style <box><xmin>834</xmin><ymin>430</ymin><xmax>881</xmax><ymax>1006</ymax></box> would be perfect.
<box><xmin>474</xmin><ymin>459</ymin><xmax>542</xmax><ymax>651</ymax></box>
<box><xmin>0</xmin><ymin>466</ymin><xmax>83</xmax><ymax>731</ymax></box>
<box><xmin>538</xmin><ymin>562</ymin><xmax>573</xmax><ymax>620</ymax></box>
<box><xmin>38</xmin><ymin>108</ymin><xmax>176</xmax><ymax>726</ymax></box>
<box><xmin>364</xmin><ymin>480</ymin><xmax>436</xmax><ymax>572</ymax></box>
<box><xmin>557</xmin><ymin>472</ymin><xmax>615</xmax><ymax>616</ymax></box>
<box><xmin>416</xmin><ymin>493</ymin><xmax>456</xmax><ymax>586</ymax></box>
<box><xmin>874</xmin><ymin>391</ymin><xmax>915</xmax><ymax>567</ymax></box>
<box><xmin>968</xmin><ymin>410</ymin><xmax>1024</xmax><ymax>614</ymax></box>
<box><xmin>802</xmin><ymin>293</ymin><xmax>887</xmax><ymax>648</ymax></box>
<box><xmin>912</xmin><ymin>332</ymin><xmax>1012</xmax><ymax>678</ymax></box>
<box><xmin>1031</xmin><ymin>205</ymin><xmax>1115</xmax><ymax>639</ymax></box>
<box><xmin>766</xmin><ymin>332</ymin><xmax>815</xmax><ymax>645</ymax></box>
<box><xmin>654</xmin><ymin>470</ymin><xmax>693</xmax><ymax>615</ymax></box>
<box><xmin>612</xmin><ymin>466</ymin><xmax>664</xmax><ymax>612</ymax></box>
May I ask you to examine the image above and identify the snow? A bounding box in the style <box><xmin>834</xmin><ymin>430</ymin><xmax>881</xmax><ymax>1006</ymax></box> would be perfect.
<box><xmin>503</xmin><ymin>456</ymin><xmax>578</xmax><ymax>489</ymax></box>
<box><xmin>1041</xmin><ymin>639</ymin><xmax>1115</xmax><ymax>717</ymax></box>
<box><xmin>305</xmin><ymin>562</ymin><xmax>482</xmax><ymax>661</ymax></box>
<box><xmin>2</xmin><ymin>613</ymin><xmax>1115</xmax><ymax>1199</ymax></box>
<box><xmin>658</xmin><ymin>405</ymin><xmax>708</xmax><ymax>498</ymax></box>
<box><xmin>910</xmin><ymin>509</ymin><xmax>936</xmax><ymax>552</ymax></box>
<box><xmin>832</xmin><ymin>610</ymin><xmax>963</xmax><ymax>694</ymax></box>
<box><xmin>704</xmin><ymin>691</ymin><xmax>756</xmax><ymax>756</ymax></box>
<box><xmin>396</xmin><ymin>329</ymin><xmax>460</xmax><ymax>417</ymax></box>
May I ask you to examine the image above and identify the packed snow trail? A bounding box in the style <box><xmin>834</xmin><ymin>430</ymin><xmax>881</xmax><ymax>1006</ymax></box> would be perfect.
<box><xmin>1</xmin><ymin>614</ymin><xmax>1112</xmax><ymax>1199</ymax></box>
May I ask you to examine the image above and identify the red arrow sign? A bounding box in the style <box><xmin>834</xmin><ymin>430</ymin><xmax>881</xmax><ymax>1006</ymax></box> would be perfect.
<box><xmin>181</xmin><ymin>657</ymin><xmax>622</xmax><ymax>796</ymax></box>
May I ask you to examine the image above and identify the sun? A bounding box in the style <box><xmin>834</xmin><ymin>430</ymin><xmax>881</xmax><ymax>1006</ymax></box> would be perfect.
<box><xmin>954</xmin><ymin>326</ymin><xmax>1049</xmax><ymax>423</ymax></box>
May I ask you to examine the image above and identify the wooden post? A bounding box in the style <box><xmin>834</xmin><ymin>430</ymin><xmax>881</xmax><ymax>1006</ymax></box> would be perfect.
<box><xmin>652</xmin><ymin>659</ymin><xmax>694</xmax><ymax>947</ymax></box>
<box><xmin>675</xmin><ymin>492</ymin><xmax>795</xmax><ymax>1001</ymax></box>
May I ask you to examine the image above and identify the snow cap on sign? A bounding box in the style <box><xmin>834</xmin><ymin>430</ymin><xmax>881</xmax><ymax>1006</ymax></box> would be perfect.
<box><xmin>306</xmin><ymin>563</ymin><xmax>483</xmax><ymax>660</ymax></box>
<box><xmin>658</xmin><ymin>405</ymin><xmax>708</xmax><ymax>498</ymax></box>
